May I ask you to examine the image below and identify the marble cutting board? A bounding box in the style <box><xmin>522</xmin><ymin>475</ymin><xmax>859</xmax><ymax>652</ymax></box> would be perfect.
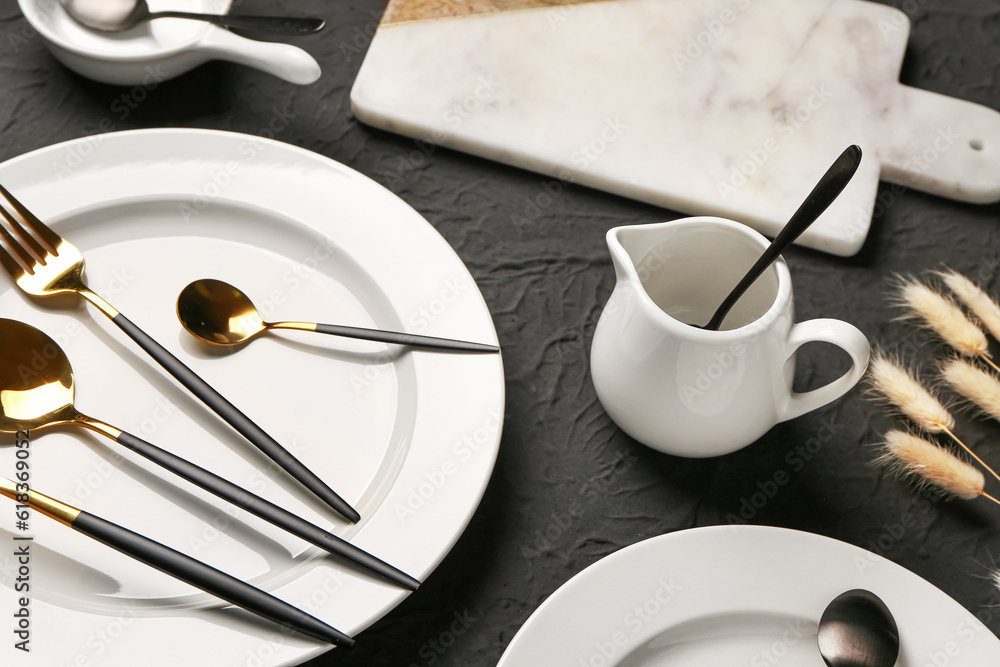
<box><xmin>351</xmin><ymin>0</ymin><xmax>1000</xmax><ymax>256</ymax></box>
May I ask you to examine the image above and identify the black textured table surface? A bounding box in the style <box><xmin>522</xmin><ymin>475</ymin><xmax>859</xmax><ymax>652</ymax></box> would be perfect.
<box><xmin>3</xmin><ymin>0</ymin><xmax>1000</xmax><ymax>665</ymax></box>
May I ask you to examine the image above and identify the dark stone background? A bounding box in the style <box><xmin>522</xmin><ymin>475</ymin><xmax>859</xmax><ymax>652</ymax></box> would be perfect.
<box><xmin>1</xmin><ymin>0</ymin><xmax>999</xmax><ymax>664</ymax></box>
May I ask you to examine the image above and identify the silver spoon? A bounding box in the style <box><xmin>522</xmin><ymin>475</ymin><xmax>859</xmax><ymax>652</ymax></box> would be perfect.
<box><xmin>60</xmin><ymin>0</ymin><xmax>325</xmax><ymax>35</ymax></box>
<box><xmin>700</xmin><ymin>144</ymin><xmax>862</xmax><ymax>330</ymax></box>
<box><xmin>818</xmin><ymin>589</ymin><xmax>900</xmax><ymax>667</ymax></box>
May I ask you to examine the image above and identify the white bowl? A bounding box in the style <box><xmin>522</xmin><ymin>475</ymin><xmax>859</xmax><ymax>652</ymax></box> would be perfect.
<box><xmin>18</xmin><ymin>0</ymin><xmax>321</xmax><ymax>85</ymax></box>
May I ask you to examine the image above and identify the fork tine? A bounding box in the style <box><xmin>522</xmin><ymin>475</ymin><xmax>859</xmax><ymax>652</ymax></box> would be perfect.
<box><xmin>0</xmin><ymin>181</ymin><xmax>61</xmax><ymax>253</ymax></box>
<box><xmin>0</xmin><ymin>242</ymin><xmax>26</xmax><ymax>278</ymax></box>
<box><xmin>0</xmin><ymin>202</ymin><xmax>48</xmax><ymax>265</ymax></box>
<box><xmin>0</xmin><ymin>220</ymin><xmax>34</xmax><ymax>272</ymax></box>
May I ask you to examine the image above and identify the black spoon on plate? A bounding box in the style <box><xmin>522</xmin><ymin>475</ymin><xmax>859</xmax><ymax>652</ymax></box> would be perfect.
<box><xmin>818</xmin><ymin>589</ymin><xmax>900</xmax><ymax>667</ymax></box>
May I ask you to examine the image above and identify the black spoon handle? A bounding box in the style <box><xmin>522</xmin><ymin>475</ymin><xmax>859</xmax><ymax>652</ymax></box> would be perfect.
<box><xmin>703</xmin><ymin>145</ymin><xmax>863</xmax><ymax>331</ymax></box>
<box><xmin>152</xmin><ymin>12</ymin><xmax>325</xmax><ymax>35</ymax></box>
<box><xmin>115</xmin><ymin>431</ymin><xmax>419</xmax><ymax>591</ymax></box>
<box><xmin>312</xmin><ymin>323</ymin><xmax>499</xmax><ymax>353</ymax></box>
<box><xmin>112</xmin><ymin>312</ymin><xmax>360</xmax><ymax>523</ymax></box>
<box><xmin>70</xmin><ymin>510</ymin><xmax>353</xmax><ymax>645</ymax></box>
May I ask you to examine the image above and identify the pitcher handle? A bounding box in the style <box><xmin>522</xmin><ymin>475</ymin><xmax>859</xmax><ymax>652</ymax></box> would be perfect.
<box><xmin>779</xmin><ymin>319</ymin><xmax>870</xmax><ymax>422</ymax></box>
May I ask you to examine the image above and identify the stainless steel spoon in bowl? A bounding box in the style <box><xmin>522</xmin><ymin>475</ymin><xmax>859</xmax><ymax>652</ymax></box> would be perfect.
<box><xmin>177</xmin><ymin>278</ymin><xmax>500</xmax><ymax>353</ymax></box>
<box><xmin>700</xmin><ymin>144</ymin><xmax>862</xmax><ymax>330</ymax></box>
<box><xmin>60</xmin><ymin>0</ymin><xmax>326</xmax><ymax>35</ymax></box>
<box><xmin>818</xmin><ymin>589</ymin><xmax>900</xmax><ymax>667</ymax></box>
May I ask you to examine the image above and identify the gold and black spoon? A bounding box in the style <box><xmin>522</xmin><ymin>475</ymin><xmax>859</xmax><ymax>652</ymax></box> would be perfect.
<box><xmin>0</xmin><ymin>318</ymin><xmax>419</xmax><ymax>591</ymax></box>
<box><xmin>177</xmin><ymin>278</ymin><xmax>499</xmax><ymax>353</ymax></box>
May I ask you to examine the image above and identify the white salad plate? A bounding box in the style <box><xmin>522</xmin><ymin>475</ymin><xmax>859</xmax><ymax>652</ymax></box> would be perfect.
<box><xmin>0</xmin><ymin>128</ymin><xmax>504</xmax><ymax>666</ymax></box>
<box><xmin>498</xmin><ymin>525</ymin><xmax>1000</xmax><ymax>666</ymax></box>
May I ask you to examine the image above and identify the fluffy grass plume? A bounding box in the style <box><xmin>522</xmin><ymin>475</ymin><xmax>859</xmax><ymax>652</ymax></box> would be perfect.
<box><xmin>940</xmin><ymin>270</ymin><xmax>1000</xmax><ymax>342</ymax></box>
<box><xmin>942</xmin><ymin>358</ymin><xmax>1000</xmax><ymax>422</ymax></box>
<box><xmin>898</xmin><ymin>279</ymin><xmax>989</xmax><ymax>358</ymax></box>
<box><xmin>869</xmin><ymin>353</ymin><xmax>954</xmax><ymax>433</ymax></box>
<box><xmin>878</xmin><ymin>430</ymin><xmax>984</xmax><ymax>501</ymax></box>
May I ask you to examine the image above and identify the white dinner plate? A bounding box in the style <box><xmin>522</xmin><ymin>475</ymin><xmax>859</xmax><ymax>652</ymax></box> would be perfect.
<box><xmin>498</xmin><ymin>525</ymin><xmax>1000</xmax><ymax>666</ymax></box>
<box><xmin>0</xmin><ymin>129</ymin><xmax>504</xmax><ymax>666</ymax></box>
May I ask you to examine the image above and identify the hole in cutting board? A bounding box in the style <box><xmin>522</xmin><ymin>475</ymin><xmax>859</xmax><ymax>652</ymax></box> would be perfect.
<box><xmin>970</xmin><ymin>139</ymin><xmax>984</xmax><ymax>151</ymax></box>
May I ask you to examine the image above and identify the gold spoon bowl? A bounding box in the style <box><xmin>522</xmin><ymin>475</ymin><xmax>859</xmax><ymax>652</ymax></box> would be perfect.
<box><xmin>0</xmin><ymin>318</ymin><xmax>109</xmax><ymax>437</ymax></box>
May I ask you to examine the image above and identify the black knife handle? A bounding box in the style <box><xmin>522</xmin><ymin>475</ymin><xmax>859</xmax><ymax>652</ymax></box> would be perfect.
<box><xmin>71</xmin><ymin>510</ymin><xmax>353</xmax><ymax>645</ymax></box>
<box><xmin>111</xmin><ymin>312</ymin><xmax>360</xmax><ymax>523</ymax></box>
<box><xmin>115</xmin><ymin>431</ymin><xmax>417</xmax><ymax>590</ymax></box>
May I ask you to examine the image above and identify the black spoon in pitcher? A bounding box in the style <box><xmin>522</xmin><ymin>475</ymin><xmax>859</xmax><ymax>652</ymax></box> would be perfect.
<box><xmin>700</xmin><ymin>144</ymin><xmax>863</xmax><ymax>331</ymax></box>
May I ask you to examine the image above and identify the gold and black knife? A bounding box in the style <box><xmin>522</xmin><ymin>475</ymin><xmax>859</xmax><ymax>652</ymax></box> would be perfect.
<box><xmin>0</xmin><ymin>477</ymin><xmax>353</xmax><ymax>646</ymax></box>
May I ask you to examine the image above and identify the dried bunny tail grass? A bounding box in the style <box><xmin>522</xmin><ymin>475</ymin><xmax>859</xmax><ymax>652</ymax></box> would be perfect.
<box><xmin>868</xmin><ymin>353</ymin><xmax>954</xmax><ymax>433</ymax></box>
<box><xmin>942</xmin><ymin>358</ymin><xmax>1000</xmax><ymax>422</ymax></box>
<box><xmin>896</xmin><ymin>278</ymin><xmax>990</xmax><ymax>359</ymax></box>
<box><xmin>939</xmin><ymin>270</ymin><xmax>1000</xmax><ymax>342</ymax></box>
<box><xmin>938</xmin><ymin>358</ymin><xmax>1000</xmax><ymax>485</ymax></box>
<box><xmin>866</xmin><ymin>355</ymin><xmax>1000</xmax><ymax>484</ymax></box>
<box><xmin>878</xmin><ymin>430</ymin><xmax>992</xmax><ymax>503</ymax></box>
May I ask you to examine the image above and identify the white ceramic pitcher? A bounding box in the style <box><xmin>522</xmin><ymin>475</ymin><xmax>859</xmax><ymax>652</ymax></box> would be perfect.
<box><xmin>590</xmin><ymin>217</ymin><xmax>870</xmax><ymax>458</ymax></box>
